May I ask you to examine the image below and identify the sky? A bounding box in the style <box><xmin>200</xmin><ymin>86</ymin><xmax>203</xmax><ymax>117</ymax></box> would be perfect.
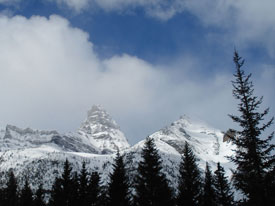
<box><xmin>0</xmin><ymin>0</ymin><xmax>274</xmax><ymax>144</ymax></box>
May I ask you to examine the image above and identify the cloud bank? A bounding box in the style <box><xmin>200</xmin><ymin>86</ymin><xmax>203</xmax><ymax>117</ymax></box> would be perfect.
<box><xmin>0</xmin><ymin>14</ymin><xmax>273</xmax><ymax>144</ymax></box>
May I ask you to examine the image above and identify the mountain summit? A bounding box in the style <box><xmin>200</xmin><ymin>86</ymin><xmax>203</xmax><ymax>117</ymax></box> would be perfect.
<box><xmin>149</xmin><ymin>115</ymin><xmax>234</xmax><ymax>167</ymax></box>
<box><xmin>78</xmin><ymin>105</ymin><xmax>130</xmax><ymax>153</ymax></box>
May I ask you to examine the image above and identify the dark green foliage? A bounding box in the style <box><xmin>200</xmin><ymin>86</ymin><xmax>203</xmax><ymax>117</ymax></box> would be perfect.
<box><xmin>87</xmin><ymin>171</ymin><xmax>102</xmax><ymax>206</ymax></box>
<box><xmin>229</xmin><ymin>51</ymin><xmax>275</xmax><ymax>205</ymax></box>
<box><xmin>0</xmin><ymin>188</ymin><xmax>4</xmax><ymax>204</ymax></box>
<box><xmin>108</xmin><ymin>151</ymin><xmax>130</xmax><ymax>206</ymax></box>
<box><xmin>19</xmin><ymin>179</ymin><xmax>34</xmax><ymax>206</ymax></box>
<box><xmin>213</xmin><ymin>163</ymin><xmax>234</xmax><ymax>206</ymax></box>
<box><xmin>33</xmin><ymin>184</ymin><xmax>45</xmax><ymax>206</ymax></box>
<box><xmin>134</xmin><ymin>137</ymin><xmax>174</xmax><ymax>206</ymax></box>
<box><xmin>201</xmin><ymin>163</ymin><xmax>217</xmax><ymax>206</ymax></box>
<box><xmin>78</xmin><ymin>161</ymin><xmax>89</xmax><ymax>206</ymax></box>
<box><xmin>177</xmin><ymin>142</ymin><xmax>202</xmax><ymax>206</ymax></box>
<box><xmin>49</xmin><ymin>159</ymin><xmax>75</xmax><ymax>206</ymax></box>
<box><xmin>263</xmin><ymin>165</ymin><xmax>275</xmax><ymax>205</ymax></box>
<box><xmin>4</xmin><ymin>170</ymin><xmax>19</xmax><ymax>206</ymax></box>
<box><xmin>70</xmin><ymin>171</ymin><xmax>80</xmax><ymax>206</ymax></box>
<box><xmin>49</xmin><ymin>177</ymin><xmax>63</xmax><ymax>206</ymax></box>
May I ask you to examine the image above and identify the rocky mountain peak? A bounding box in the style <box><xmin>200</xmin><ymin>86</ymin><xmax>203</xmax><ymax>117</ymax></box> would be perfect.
<box><xmin>80</xmin><ymin>105</ymin><xmax>120</xmax><ymax>134</ymax></box>
<box><xmin>78</xmin><ymin>105</ymin><xmax>130</xmax><ymax>153</ymax></box>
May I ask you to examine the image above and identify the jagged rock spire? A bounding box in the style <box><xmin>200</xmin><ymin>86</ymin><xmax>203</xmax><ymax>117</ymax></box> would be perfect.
<box><xmin>78</xmin><ymin>105</ymin><xmax>130</xmax><ymax>154</ymax></box>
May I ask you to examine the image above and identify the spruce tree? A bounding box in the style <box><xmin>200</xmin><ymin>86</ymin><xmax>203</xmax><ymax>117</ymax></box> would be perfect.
<box><xmin>4</xmin><ymin>170</ymin><xmax>18</xmax><ymax>206</ymax></box>
<box><xmin>108</xmin><ymin>151</ymin><xmax>130</xmax><ymax>206</ymax></box>
<box><xmin>202</xmin><ymin>163</ymin><xmax>217</xmax><ymax>206</ymax></box>
<box><xmin>33</xmin><ymin>184</ymin><xmax>45</xmax><ymax>206</ymax></box>
<box><xmin>19</xmin><ymin>179</ymin><xmax>34</xmax><ymax>206</ymax></box>
<box><xmin>87</xmin><ymin>171</ymin><xmax>102</xmax><ymax>206</ymax></box>
<box><xmin>49</xmin><ymin>159</ymin><xmax>74</xmax><ymax>206</ymax></box>
<box><xmin>49</xmin><ymin>177</ymin><xmax>63</xmax><ymax>206</ymax></box>
<box><xmin>213</xmin><ymin>163</ymin><xmax>234</xmax><ymax>206</ymax></box>
<box><xmin>263</xmin><ymin>165</ymin><xmax>275</xmax><ymax>204</ymax></box>
<box><xmin>177</xmin><ymin>142</ymin><xmax>202</xmax><ymax>206</ymax></box>
<box><xmin>229</xmin><ymin>51</ymin><xmax>274</xmax><ymax>205</ymax></box>
<box><xmin>134</xmin><ymin>137</ymin><xmax>174</xmax><ymax>206</ymax></box>
<box><xmin>70</xmin><ymin>171</ymin><xmax>80</xmax><ymax>206</ymax></box>
<box><xmin>0</xmin><ymin>187</ymin><xmax>4</xmax><ymax>205</ymax></box>
<box><xmin>78</xmin><ymin>161</ymin><xmax>89</xmax><ymax>206</ymax></box>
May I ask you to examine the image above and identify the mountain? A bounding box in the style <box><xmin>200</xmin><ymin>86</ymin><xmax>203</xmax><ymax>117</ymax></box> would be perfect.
<box><xmin>0</xmin><ymin>125</ymin><xmax>99</xmax><ymax>153</ymax></box>
<box><xmin>78</xmin><ymin>105</ymin><xmax>130</xmax><ymax>153</ymax></box>
<box><xmin>150</xmin><ymin>115</ymin><xmax>234</xmax><ymax>168</ymax></box>
<box><xmin>0</xmin><ymin>106</ymin><xmax>234</xmax><ymax>191</ymax></box>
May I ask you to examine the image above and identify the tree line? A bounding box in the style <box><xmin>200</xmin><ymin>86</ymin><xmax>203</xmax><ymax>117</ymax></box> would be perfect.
<box><xmin>0</xmin><ymin>138</ymin><xmax>235</xmax><ymax>206</ymax></box>
<box><xmin>0</xmin><ymin>51</ymin><xmax>274</xmax><ymax>206</ymax></box>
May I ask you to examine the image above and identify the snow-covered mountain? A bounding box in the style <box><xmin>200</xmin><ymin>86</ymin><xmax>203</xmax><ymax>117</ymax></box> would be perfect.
<box><xmin>78</xmin><ymin>105</ymin><xmax>130</xmax><ymax>153</ymax></box>
<box><xmin>149</xmin><ymin>115</ymin><xmax>235</xmax><ymax>174</ymax></box>
<box><xmin>0</xmin><ymin>125</ymin><xmax>99</xmax><ymax>153</ymax></box>
<box><xmin>0</xmin><ymin>106</ymin><xmax>234</xmax><ymax>191</ymax></box>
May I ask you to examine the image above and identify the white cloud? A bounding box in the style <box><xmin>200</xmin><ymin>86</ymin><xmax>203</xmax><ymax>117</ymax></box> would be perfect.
<box><xmin>0</xmin><ymin>14</ymin><xmax>273</xmax><ymax>144</ymax></box>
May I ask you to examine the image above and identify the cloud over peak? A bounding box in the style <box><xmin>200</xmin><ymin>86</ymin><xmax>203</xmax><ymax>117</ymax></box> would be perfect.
<box><xmin>0</xmin><ymin>12</ymin><xmax>273</xmax><ymax>143</ymax></box>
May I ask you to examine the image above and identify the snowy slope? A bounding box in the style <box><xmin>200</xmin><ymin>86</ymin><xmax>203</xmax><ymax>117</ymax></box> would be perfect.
<box><xmin>0</xmin><ymin>125</ymin><xmax>99</xmax><ymax>153</ymax></box>
<box><xmin>0</xmin><ymin>108</ymin><xmax>235</xmax><ymax>191</ymax></box>
<box><xmin>149</xmin><ymin>115</ymin><xmax>235</xmax><ymax>175</ymax></box>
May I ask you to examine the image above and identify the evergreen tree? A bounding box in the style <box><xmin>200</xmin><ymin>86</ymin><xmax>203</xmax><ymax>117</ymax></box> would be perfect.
<box><xmin>0</xmin><ymin>173</ymin><xmax>5</xmax><ymax>205</ymax></box>
<box><xmin>0</xmin><ymin>187</ymin><xmax>4</xmax><ymax>205</ymax></box>
<box><xmin>213</xmin><ymin>163</ymin><xmax>234</xmax><ymax>206</ymax></box>
<box><xmin>108</xmin><ymin>151</ymin><xmax>130</xmax><ymax>206</ymax></box>
<box><xmin>263</xmin><ymin>165</ymin><xmax>275</xmax><ymax>204</ymax></box>
<box><xmin>201</xmin><ymin>163</ymin><xmax>217</xmax><ymax>206</ymax></box>
<box><xmin>33</xmin><ymin>184</ymin><xmax>45</xmax><ymax>206</ymax></box>
<box><xmin>78</xmin><ymin>161</ymin><xmax>89</xmax><ymax>206</ymax></box>
<box><xmin>87</xmin><ymin>171</ymin><xmax>102</xmax><ymax>206</ymax></box>
<box><xmin>70</xmin><ymin>171</ymin><xmax>80</xmax><ymax>206</ymax></box>
<box><xmin>134</xmin><ymin>137</ymin><xmax>174</xmax><ymax>206</ymax></box>
<box><xmin>49</xmin><ymin>177</ymin><xmax>63</xmax><ymax>206</ymax></box>
<box><xmin>229</xmin><ymin>51</ymin><xmax>274</xmax><ymax>205</ymax></box>
<box><xmin>19</xmin><ymin>179</ymin><xmax>34</xmax><ymax>206</ymax></box>
<box><xmin>177</xmin><ymin>142</ymin><xmax>202</xmax><ymax>206</ymax></box>
<box><xmin>49</xmin><ymin>159</ymin><xmax>74</xmax><ymax>206</ymax></box>
<box><xmin>4</xmin><ymin>170</ymin><xmax>18</xmax><ymax>206</ymax></box>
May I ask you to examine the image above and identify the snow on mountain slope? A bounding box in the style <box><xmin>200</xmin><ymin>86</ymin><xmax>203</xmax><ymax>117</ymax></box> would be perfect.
<box><xmin>0</xmin><ymin>105</ymin><xmax>130</xmax><ymax>154</ymax></box>
<box><xmin>0</xmin><ymin>125</ymin><xmax>99</xmax><ymax>153</ymax></box>
<box><xmin>0</xmin><ymin>145</ymin><xmax>114</xmax><ymax>190</ymax></box>
<box><xmin>78</xmin><ymin>105</ymin><xmax>130</xmax><ymax>154</ymax></box>
<box><xmin>0</xmin><ymin>108</ymin><xmax>235</xmax><ymax>192</ymax></box>
<box><xmin>149</xmin><ymin>115</ymin><xmax>235</xmax><ymax>174</ymax></box>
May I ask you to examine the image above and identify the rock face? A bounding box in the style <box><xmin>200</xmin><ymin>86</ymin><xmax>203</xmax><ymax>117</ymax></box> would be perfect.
<box><xmin>0</xmin><ymin>106</ymin><xmax>234</xmax><ymax>191</ymax></box>
<box><xmin>78</xmin><ymin>105</ymin><xmax>130</xmax><ymax>154</ymax></box>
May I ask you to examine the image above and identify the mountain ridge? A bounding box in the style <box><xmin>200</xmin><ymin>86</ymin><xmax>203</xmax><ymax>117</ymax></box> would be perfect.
<box><xmin>0</xmin><ymin>105</ymin><xmax>234</xmax><ymax>190</ymax></box>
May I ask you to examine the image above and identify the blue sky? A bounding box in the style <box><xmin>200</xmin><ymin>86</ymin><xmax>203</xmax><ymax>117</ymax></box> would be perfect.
<box><xmin>0</xmin><ymin>0</ymin><xmax>274</xmax><ymax>144</ymax></box>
